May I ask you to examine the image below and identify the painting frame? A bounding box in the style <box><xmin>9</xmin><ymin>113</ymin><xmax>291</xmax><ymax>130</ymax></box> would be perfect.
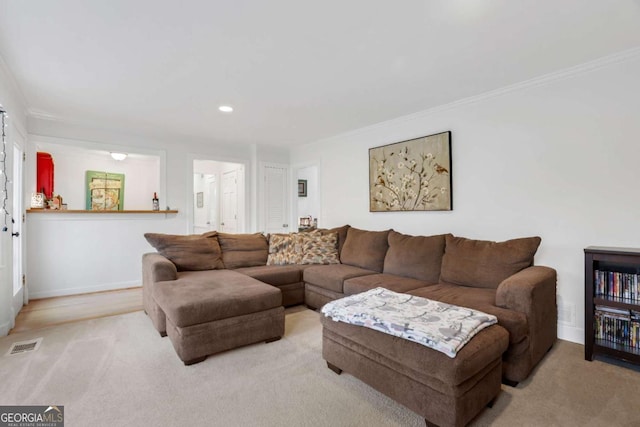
<box><xmin>369</xmin><ymin>131</ymin><xmax>452</xmax><ymax>212</ymax></box>
<box><xmin>196</xmin><ymin>191</ymin><xmax>204</xmax><ymax>208</ymax></box>
<box><xmin>85</xmin><ymin>170</ymin><xmax>125</xmax><ymax>211</ymax></box>
<box><xmin>298</xmin><ymin>179</ymin><xmax>307</xmax><ymax>197</ymax></box>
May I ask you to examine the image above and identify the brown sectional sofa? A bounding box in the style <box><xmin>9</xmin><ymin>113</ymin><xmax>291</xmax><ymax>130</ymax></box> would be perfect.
<box><xmin>142</xmin><ymin>225</ymin><xmax>557</xmax><ymax>385</ymax></box>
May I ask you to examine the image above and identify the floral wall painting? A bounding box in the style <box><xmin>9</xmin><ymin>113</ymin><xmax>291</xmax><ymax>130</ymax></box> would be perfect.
<box><xmin>85</xmin><ymin>170</ymin><xmax>125</xmax><ymax>211</ymax></box>
<box><xmin>369</xmin><ymin>131</ymin><xmax>452</xmax><ymax>212</ymax></box>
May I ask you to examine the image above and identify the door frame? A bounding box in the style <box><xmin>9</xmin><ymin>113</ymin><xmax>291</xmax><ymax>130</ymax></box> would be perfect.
<box><xmin>187</xmin><ymin>153</ymin><xmax>249</xmax><ymax>234</ymax></box>
<box><xmin>11</xmin><ymin>138</ymin><xmax>25</xmax><ymax>316</ymax></box>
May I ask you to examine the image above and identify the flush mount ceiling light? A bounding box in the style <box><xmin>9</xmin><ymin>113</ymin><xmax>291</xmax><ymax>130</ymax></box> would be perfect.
<box><xmin>110</xmin><ymin>152</ymin><xmax>127</xmax><ymax>161</ymax></box>
<box><xmin>218</xmin><ymin>105</ymin><xmax>233</xmax><ymax>113</ymax></box>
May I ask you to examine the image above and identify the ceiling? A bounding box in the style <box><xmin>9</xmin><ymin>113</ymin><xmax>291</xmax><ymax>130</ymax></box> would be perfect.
<box><xmin>1</xmin><ymin>0</ymin><xmax>640</xmax><ymax>147</ymax></box>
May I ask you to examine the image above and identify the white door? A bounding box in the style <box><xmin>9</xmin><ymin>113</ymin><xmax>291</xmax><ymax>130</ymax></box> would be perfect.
<box><xmin>12</xmin><ymin>142</ymin><xmax>25</xmax><ymax>313</ymax></box>
<box><xmin>221</xmin><ymin>170</ymin><xmax>238</xmax><ymax>233</ymax></box>
<box><xmin>206</xmin><ymin>175</ymin><xmax>217</xmax><ymax>231</ymax></box>
<box><xmin>263</xmin><ymin>164</ymin><xmax>289</xmax><ymax>234</ymax></box>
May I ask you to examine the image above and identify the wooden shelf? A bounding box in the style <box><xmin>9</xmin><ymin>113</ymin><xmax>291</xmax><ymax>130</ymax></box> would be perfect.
<box><xmin>584</xmin><ymin>246</ymin><xmax>640</xmax><ymax>366</ymax></box>
<box><xmin>27</xmin><ymin>209</ymin><xmax>178</xmax><ymax>214</ymax></box>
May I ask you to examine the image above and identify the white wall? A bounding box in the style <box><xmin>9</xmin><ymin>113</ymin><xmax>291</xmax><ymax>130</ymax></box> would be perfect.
<box><xmin>290</xmin><ymin>50</ymin><xmax>640</xmax><ymax>344</ymax></box>
<box><xmin>26</xmin><ymin>118</ymin><xmax>288</xmax><ymax>298</ymax></box>
<box><xmin>297</xmin><ymin>166</ymin><xmax>319</xmax><ymax>224</ymax></box>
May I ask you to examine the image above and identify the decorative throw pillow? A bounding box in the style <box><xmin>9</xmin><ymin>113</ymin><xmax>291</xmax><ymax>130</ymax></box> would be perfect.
<box><xmin>267</xmin><ymin>233</ymin><xmax>303</xmax><ymax>265</ymax></box>
<box><xmin>267</xmin><ymin>230</ymin><xmax>323</xmax><ymax>265</ymax></box>
<box><xmin>144</xmin><ymin>232</ymin><xmax>224</xmax><ymax>271</ymax></box>
<box><xmin>440</xmin><ymin>234</ymin><xmax>542</xmax><ymax>289</ymax></box>
<box><xmin>318</xmin><ymin>224</ymin><xmax>350</xmax><ymax>256</ymax></box>
<box><xmin>300</xmin><ymin>232</ymin><xmax>340</xmax><ymax>265</ymax></box>
<box><xmin>217</xmin><ymin>232</ymin><xmax>269</xmax><ymax>269</ymax></box>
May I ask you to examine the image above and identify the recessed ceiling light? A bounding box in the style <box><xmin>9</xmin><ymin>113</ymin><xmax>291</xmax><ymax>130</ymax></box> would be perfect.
<box><xmin>219</xmin><ymin>105</ymin><xmax>233</xmax><ymax>113</ymax></box>
<box><xmin>110</xmin><ymin>152</ymin><xmax>127</xmax><ymax>161</ymax></box>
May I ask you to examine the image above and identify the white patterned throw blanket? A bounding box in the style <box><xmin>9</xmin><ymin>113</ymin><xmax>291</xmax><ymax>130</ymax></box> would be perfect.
<box><xmin>321</xmin><ymin>287</ymin><xmax>497</xmax><ymax>358</ymax></box>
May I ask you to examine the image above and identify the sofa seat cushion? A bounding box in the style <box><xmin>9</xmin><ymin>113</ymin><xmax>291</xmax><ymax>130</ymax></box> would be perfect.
<box><xmin>383</xmin><ymin>231</ymin><xmax>448</xmax><ymax>282</ymax></box>
<box><xmin>154</xmin><ymin>270</ymin><xmax>282</xmax><ymax>328</ymax></box>
<box><xmin>408</xmin><ymin>284</ymin><xmax>528</xmax><ymax>344</ymax></box>
<box><xmin>234</xmin><ymin>264</ymin><xmax>308</xmax><ymax>286</ymax></box>
<box><xmin>440</xmin><ymin>234</ymin><xmax>541</xmax><ymax>289</ymax></box>
<box><xmin>304</xmin><ymin>264</ymin><xmax>376</xmax><ymax>293</ymax></box>
<box><xmin>340</xmin><ymin>227</ymin><xmax>390</xmax><ymax>272</ymax></box>
<box><xmin>343</xmin><ymin>273</ymin><xmax>434</xmax><ymax>296</ymax></box>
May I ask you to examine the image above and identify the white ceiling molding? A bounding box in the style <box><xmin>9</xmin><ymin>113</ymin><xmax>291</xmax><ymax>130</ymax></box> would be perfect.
<box><xmin>308</xmin><ymin>46</ymin><xmax>640</xmax><ymax>149</ymax></box>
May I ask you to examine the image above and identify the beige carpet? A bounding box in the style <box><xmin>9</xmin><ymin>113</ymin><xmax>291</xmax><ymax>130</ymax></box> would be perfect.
<box><xmin>1</xmin><ymin>308</ymin><xmax>639</xmax><ymax>427</ymax></box>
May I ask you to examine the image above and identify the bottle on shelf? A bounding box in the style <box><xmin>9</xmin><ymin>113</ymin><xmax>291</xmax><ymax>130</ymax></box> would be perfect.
<box><xmin>152</xmin><ymin>192</ymin><xmax>159</xmax><ymax>211</ymax></box>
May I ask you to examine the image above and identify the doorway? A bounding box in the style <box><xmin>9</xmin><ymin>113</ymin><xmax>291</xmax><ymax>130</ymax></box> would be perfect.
<box><xmin>192</xmin><ymin>159</ymin><xmax>244</xmax><ymax>234</ymax></box>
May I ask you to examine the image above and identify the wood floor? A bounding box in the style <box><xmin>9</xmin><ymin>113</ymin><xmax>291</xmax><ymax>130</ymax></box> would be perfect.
<box><xmin>10</xmin><ymin>287</ymin><xmax>143</xmax><ymax>334</ymax></box>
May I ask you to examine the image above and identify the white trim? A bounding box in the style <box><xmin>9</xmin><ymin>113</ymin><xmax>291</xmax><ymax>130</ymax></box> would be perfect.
<box><xmin>28</xmin><ymin>281</ymin><xmax>141</xmax><ymax>300</ymax></box>
<box><xmin>310</xmin><ymin>47</ymin><xmax>640</xmax><ymax>148</ymax></box>
<box><xmin>558</xmin><ymin>325</ymin><xmax>584</xmax><ymax>345</ymax></box>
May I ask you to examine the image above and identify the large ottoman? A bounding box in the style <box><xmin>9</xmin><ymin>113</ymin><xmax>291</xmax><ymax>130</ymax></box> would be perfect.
<box><xmin>154</xmin><ymin>270</ymin><xmax>285</xmax><ymax>365</ymax></box>
<box><xmin>321</xmin><ymin>316</ymin><xmax>509</xmax><ymax>427</ymax></box>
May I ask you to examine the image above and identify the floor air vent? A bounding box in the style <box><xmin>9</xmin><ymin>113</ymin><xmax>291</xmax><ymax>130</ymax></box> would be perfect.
<box><xmin>6</xmin><ymin>338</ymin><xmax>43</xmax><ymax>356</ymax></box>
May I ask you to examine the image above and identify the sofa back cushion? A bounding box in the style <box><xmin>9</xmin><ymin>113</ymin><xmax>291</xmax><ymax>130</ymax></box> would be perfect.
<box><xmin>383</xmin><ymin>231</ymin><xmax>447</xmax><ymax>283</ymax></box>
<box><xmin>340</xmin><ymin>227</ymin><xmax>391</xmax><ymax>272</ymax></box>
<box><xmin>440</xmin><ymin>235</ymin><xmax>541</xmax><ymax>289</ymax></box>
<box><xmin>144</xmin><ymin>232</ymin><xmax>224</xmax><ymax>271</ymax></box>
<box><xmin>217</xmin><ymin>232</ymin><xmax>269</xmax><ymax>269</ymax></box>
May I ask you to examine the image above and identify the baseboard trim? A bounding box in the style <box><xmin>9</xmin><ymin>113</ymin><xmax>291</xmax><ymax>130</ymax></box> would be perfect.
<box><xmin>29</xmin><ymin>281</ymin><xmax>141</xmax><ymax>299</ymax></box>
<box><xmin>558</xmin><ymin>325</ymin><xmax>584</xmax><ymax>345</ymax></box>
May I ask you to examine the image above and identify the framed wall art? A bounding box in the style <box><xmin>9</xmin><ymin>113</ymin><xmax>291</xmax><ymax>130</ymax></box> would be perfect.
<box><xmin>196</xmin><ymin>191</ymin><xmax>204</xmax><ymax>208</ymax></box>
<box><xmin>85</xmin><ymin>170</ymin><xmax>125</xmax><ymax>211</ymax></box>
<box><xmin>298</xmin><ymin>179</ymin><xmax>307</xmax><ymax>197</ymax></box>
<box><xmin>369</xmin><ymin>131</ymin><xmax>452</xmax><ymax>212</ymax></box>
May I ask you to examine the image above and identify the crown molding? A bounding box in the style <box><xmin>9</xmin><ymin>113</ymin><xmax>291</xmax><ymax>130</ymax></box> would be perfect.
<box><xmin>313</xmin><ymin>46</ymin><xmax>640</xmax><ymax>146</ymax></box>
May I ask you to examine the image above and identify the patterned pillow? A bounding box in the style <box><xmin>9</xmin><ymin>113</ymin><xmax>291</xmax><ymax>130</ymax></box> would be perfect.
<box><xmin>301</xmin><ymin>232</ymin><xmax>340</xmax><ymax>265</ymax></box>
<box><xmin>267</xmin><ymin>233</ymin><xmax>307</xmax><ymax>265</ymax></box>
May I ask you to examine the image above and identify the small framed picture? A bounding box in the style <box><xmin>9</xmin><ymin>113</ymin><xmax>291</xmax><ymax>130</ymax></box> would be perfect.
<box><xmin>298</xmin><ymin>180</ymin><xmax>307</xmax><ymax>197</ymax></box>
<box><xmin>196</xmin><ymin>192</ymin><xmax>204</xmax><ymax>208</ymax></box>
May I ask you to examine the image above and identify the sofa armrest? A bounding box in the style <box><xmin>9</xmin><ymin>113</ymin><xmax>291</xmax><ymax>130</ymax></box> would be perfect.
<box><xmin>143</xmin><ymin>252</ymin><xmax>178</xmax><ymax>283</ymax></box>
<box><xmin>496</xmin><ymin>265</ymin><xmax>557</xmax><ymax>367</ymax></box>
<box><xmin>495</xmin><ymin>266</ymin><xmax>556</xmax><ymax>314</ymax></box>
<box><xmin>142</xmin><ymin>253</ymin><xmax>177</xmax><ymax>335</ymax></box>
